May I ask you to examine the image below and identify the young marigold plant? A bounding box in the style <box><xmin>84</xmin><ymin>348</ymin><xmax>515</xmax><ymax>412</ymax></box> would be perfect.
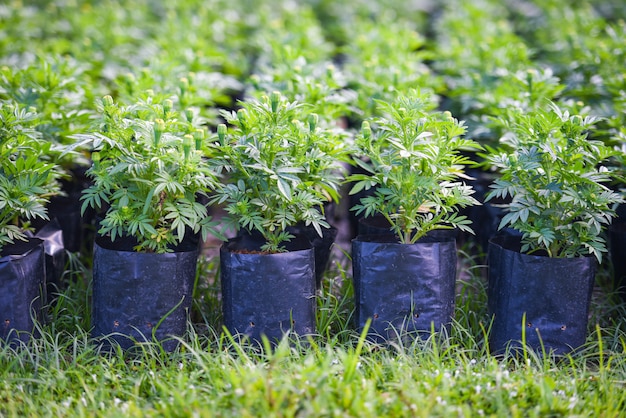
<box><xmin>348</xmin><ymin>90</ymin><xmax>481</xmax><ymax>244</ymax></box>
<box><xmin>76</xmin><ymin>93</ymin><xmax>222</xmax><ymax>253</ymax></box>
<box><xmin>210</xmin><ymin>91</ymin><xmax>347</xmax><ymax>253</ymax></box>
<box><xmin>0</xmin><ymin>101</ymin><xmax>61</xmax><ymax>250</ymax></box>
<box><xmin>485</xmin><ymin>102</ymin><xmax>623</xmax><ymax>262</ymax></box>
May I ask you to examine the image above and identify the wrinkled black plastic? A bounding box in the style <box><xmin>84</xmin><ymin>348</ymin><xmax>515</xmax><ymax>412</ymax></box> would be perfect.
<box><xmin>55</xmin><ymin>168</ymin><xmax>93</xmax><ymax>252</ymax></box>
<box><xmin>466</xmin><ymin>200</ymin><xmax>507</xmax><ymax>251</ymax></box>
<box><xmin>609</xmin><ymin>222</ymin><xmax>626</xmax><ymax>302</ymax></box>
<box><xmin>92</xmin><ymin>235</ymin><xmax>199</xmax><ymax>351</ymax></box>
<box><xmin>47</xmin><ymin>193</ymin><xmax>83</xmax><ymax>252</ymax></box>
<box><xmin>352</xmin><ymin>234</ymin><xmax>457</xmax><ymax>343</ymax></box>
<box><xmin>287</xmin><ymin>223</ymin><xmax>338</xmax><ymax>288</ymax></box>
<box><xmin>488</xmin><ymin>235</ymin><xmax>596</xmax><ymax>356</ymax></box>
<box><xmin>0</xmin><ymin>238</ymin><xmax>45</xmax><ymax>343</ymax></box>
<box><xmin>34</xmin><ymin>220</ymin><xmax>66</xmax><ymax>294</ymax></box>
<box><xmin>220</xmin><ymin>235</ymin><xmax>316</xmax><ymax>343</ymax></box>
<box><xmin>238</xmin><ymin>225</ymin><xmax>337</xmax><ymax>289</ymax></box>
<box><xmin>31</xmin><ymin>179</ymin><xmax>88</xmax><ymax>254</ymax></box>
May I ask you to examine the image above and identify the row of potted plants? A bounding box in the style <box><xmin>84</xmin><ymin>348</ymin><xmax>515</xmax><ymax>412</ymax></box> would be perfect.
<box><xmin>2</xmin><ymin>0</ymin><xmax>626</xmax><ymax>355</ymax></box>
<box><xmin>2</xmin><ymin>86</ymin><xmax>623</xmax><ymax>355</ymax></box>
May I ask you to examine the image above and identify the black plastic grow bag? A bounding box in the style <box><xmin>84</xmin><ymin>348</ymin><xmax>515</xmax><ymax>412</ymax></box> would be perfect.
<box><xmin>287</xmin><ymin>223</ymin><xmax>337</xmax><ymax>289</ymax></box>
<box><xmin>238</xmin><ymin>225</ymin><xmax>337</xmax><ymax>289</ymax></box>
<box><xmin>352</xmin><ymin>233</ymin><xmax>457</xmax><ymax>343</ymax></box>
<box><xmin>51</xmin><ymin>167</ymin><xmax>93</xmax><ymax>252</ymax></box>
<box><xmin>33</xmin><ymin>220</ymin><xmax>66</xmax><ymax>295</ymax></box>
<box><xmin>0</xmin><ymin>238</ymin><xmax>45</xmax><ymax>344</ymax></box>
<box><xmin>220</xmin><ymin>235</ymin><xmax>316</xmax><ymax>344</ymax></box>
<box><xmin>487</xmin><ymin>235</ymin><xmax>596</xmax><ymax>356</ymax></box>
<box><xmin>609</xmin><ymin>222</ymin><xmax>626</xmax><ymax>303</ymax></box>
<box><xmin>92</xmin><ymin>235</ymin><xmax>199</xmax><ymax>351</ymax></box>
<box><xmin>30</xmin><ymin>188</ymin><xmax>86</xmax><ymax>254</ymax></box>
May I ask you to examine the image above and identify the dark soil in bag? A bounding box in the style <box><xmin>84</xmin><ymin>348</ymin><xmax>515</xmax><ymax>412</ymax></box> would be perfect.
<box><xmin>357</xmin><ymin>215</ymin><xmax>459</xmax><ymax>242</ymax></box>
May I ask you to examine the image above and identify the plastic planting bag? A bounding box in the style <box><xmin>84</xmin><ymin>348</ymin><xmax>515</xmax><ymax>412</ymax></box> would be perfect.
<box><xmin>220</xmin><ymin>235</ymin><xmax>316</xmax><ymax>344</ymax></box>
<box><xmin>92</xmin><ymin>235</ymin><xmax>199</xmax><ymax>351</ymax></box>
<box><xmin>488</xmin><ymin>235</ymin><xmax>596</xmax><ymax>356</ymax></box>
<box><xmin>352</xmin><ymin>233</ymin><xmax>457</xmax><ymax>343</ymax></box>
<box><xmin>47</xmin><ymin>193</ymin><xmax>83</xmax><ymax>252</ymax></box>
<box><xmin>0</xmin><ymin>238</ymin><xmax>45</xmax><ymax>344</ymax></box>
<box><xmin>49</xmin><ymin>169</ymin><xmax>93</xmax><ymax>253</ymax></box>
<box><xmin>609</xmin><ymin>222</ymin><xmax>626</xmax><ymax>303</ymax></box>
<box><xmin>34</xmin><ymin>220</ymin><xmax>66</xmax><ymax>295</ymax></box>
<box><xmin>287</xmin><ymin>223</ymin><xmax>337</xmax><ymax>289</ymax></box>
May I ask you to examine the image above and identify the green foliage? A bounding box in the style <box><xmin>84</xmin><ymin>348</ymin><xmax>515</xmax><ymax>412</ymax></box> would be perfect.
<box><xmin>470</xmin><ymin>68</ymin><xmax>568</xmax><ymax>144</ymax></box>
<box><xmin>348</xmin><ymin>90</ymin><xmax>481</xmax><ymax>244</ymax></box>
<box><xmin>486</xmin><ymin>102</ymin><xmax>623</xmax><ymax>261</ymax></box>
<box><xmin>248</xmin><ymin>61</ymin><xmax>357</xmax><ymax>128</ymax></box>
<box><xmin>507</xmin><ymin>0</ymin><xmax>626</xmax><ymax>118</ymax></box>
<box><xmin>0</xmin><ymin>56</ymin><xmax>96</xmax><ymax>170</ymax></box>
<box><xmin>77</xmin><ymin>93</ymin><xmax>222</xmax><ymax>253</ymax></box>
<box><xmin>112</xmin><ymin>65</ymin><xmax>242</xmax><ymax>127</ymax></box>
<box><xmin>430</xmin><ymin>0</ymin><xmax>535</xmax><ymax>146</ymax></box>
<box><xmin>434</xmin><ymin>0</ymin><xmax>530</xmax><ymax>77</ymax></box>
<box><xmin>252</xmin><ymin>1</ymin><xmax>335</xmax><ymax>69</ymax></box>
<box><xmin>0</xmin><ymin>101</ymin><xmax>61</xmax><ymax>250</ymax></box>
<box><xmin>211</xmin><ymin>91</ymin><xmax>347</xmax><ymax>253</ymax></box>
<box><xmin>341</xmin><ymin>12</ymin><xmax>440</xmax><ymax>124</ymax></box>
<box><xmin>149</xmin><ymin>0</ymin><xmax>261</xmax><ymax>80</ymax></box>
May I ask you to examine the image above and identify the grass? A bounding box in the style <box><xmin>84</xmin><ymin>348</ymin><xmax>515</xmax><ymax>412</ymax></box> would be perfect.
<box><xmin>1</xmin><ymin>241</ymin><xmax>626</xmax><ymax>417</ymax></box>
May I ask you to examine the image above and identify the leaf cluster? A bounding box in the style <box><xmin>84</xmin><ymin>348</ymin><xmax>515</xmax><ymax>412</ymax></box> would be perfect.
<box><xmin>0</xmin><ymin>56</ymin><xmax>96</xmax><ymax>170</ymax></box>
<box><xmin>0</xmin><ymin>101</ymin><xmax>61</xmax><ymax>250</ymax></box>
<box><xmin>210</xmin><ymin>91</ymin><xmax>347</xmax><ymax>253</ymax></box>
<box><xmin>485</xmin><ymin>102</ymin><xmax>623</xmax><ymax>262</ymax></box>
<box><xmin>341</xmin><ymin>13</ymin><xmax>440</xmax><ymax>124</ymax></box>
<box><xmin>78</xmin><ymin>93</ymin><xmax>222</xmax><ymax>253</ymax></box>
<box><xmin>348</xmin><ymin>90</ymin><xmax>481</xmax><ymax>244</ymax></box>
<box><xmin>248</xmin><ymin>60</ymin><xmax>357</xmax><ymax>127</ymax></box>
<box><xmin>113</xmin><ymin>67</ymin><xmax>242</xmax><ymax>125</ymax></box>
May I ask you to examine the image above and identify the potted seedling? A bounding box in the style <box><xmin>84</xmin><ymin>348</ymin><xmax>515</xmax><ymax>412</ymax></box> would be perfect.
<box><xmin>485</xmin><ymin>102</ymin><xmax>623</xmax><ymax>356</ymax></box>
<box><xmin>467</xmin><ymin>68</ymin><xmax>569</xmax><ymax>253</ymax></box>
<box><xmin>347</xmin><ymin>89</ymin><xmax>481</xmax><ymax>343</ymax></box>
<box><xmin>1</xmin><ymin>57</ymin><xmax>97</xmax><ymax>254</ymax></box>
<box><xmin>0</xmin><ymin>101</ymin><xmax>61</xmax><ymax>343</ymax></box>
<box><xmin>78</xmin><ymin>92</ymin><xmax>222</xmax><ymax>350</ymax></box>
<box><xmin>211</xmin><ymin>91</ymin><xmax>346</xmax><ymax>343</ymax></box>
<box><xmin>339</xmin><ymin>15</ymin><xmax>442</xmax><ymax>239</ymax></box>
